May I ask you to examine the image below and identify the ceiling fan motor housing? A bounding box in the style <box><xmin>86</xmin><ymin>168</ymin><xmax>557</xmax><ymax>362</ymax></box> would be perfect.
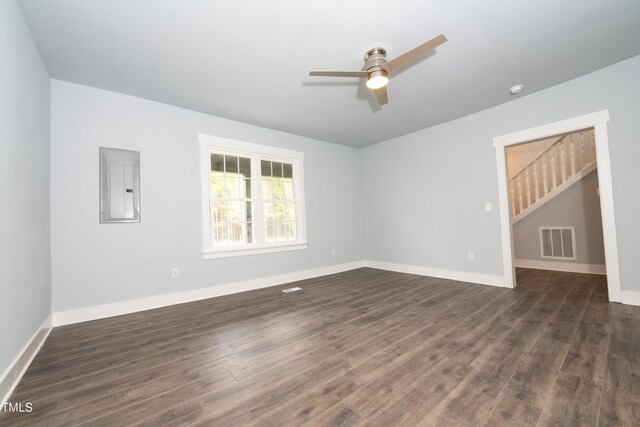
<box><xmin>364</xmin><ymin>47</ymin><xmax>387</xmax><ymax>73</ymax></box>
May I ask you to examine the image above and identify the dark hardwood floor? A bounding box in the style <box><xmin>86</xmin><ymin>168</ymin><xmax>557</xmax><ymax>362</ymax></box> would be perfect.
<box><xmin>1</xmin><ymin>267</ymin><xmax>638</xmax><ymax>426</ymax></box>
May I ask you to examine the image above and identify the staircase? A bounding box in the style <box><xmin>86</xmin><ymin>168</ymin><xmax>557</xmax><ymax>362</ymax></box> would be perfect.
<box><xmin>510</xmin><ymin>129</ymin><xmax>597</xmax><ymax>223</ymax></box>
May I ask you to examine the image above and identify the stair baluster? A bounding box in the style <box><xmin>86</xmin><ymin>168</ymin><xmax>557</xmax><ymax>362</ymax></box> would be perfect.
<box><xmin>525</xmin><ymin>168</ymin><xmax>532</xmax><ymax>208</ymax></box>
<box><xmin>550</xmin><ymin>148</ymin><xmax>557</xmax><ymax>189</ymax></box>
<box><xmin>518</xmin><ymin>175</ymin><xmax>524</xmax><ymax>214</ymax></box>
<box><xmin>591</xmin><ymin>130</ymin><xmax>597</xmax><ymax>164</ymax></box>
<box><xmin>580</xmin><ymin>132</ymin><xmax>586</xmax><ymax>169</ymax></box>
<box><xmin>533</xmin><ymin>160</ymin><xmax>540</xmax><ymax>202</ymax></box>
<box><xmin>510</xmin><ymin>181</ymin><xmax>516</xmax><ymax>216</ymax></box>
<box><xmin>569</xmin><ymin>134</ymin><xmax>576</xmax><ymax>176</ymax></box>
<box><xmin>542</xmin><ymin>155</ymin><xmax>548</xmax><ymax>196</ymax></box>
<box><xmin>559</xmin><ymin>137</ymin><xmax>567</xmax><ymax>184</ymax></box>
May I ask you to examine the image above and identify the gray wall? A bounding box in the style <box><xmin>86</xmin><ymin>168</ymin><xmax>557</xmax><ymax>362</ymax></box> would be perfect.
<box><xmin>50</xmin><ymin>80</ymin><xmax>364</xmax><ymax>312</ymax></box>
<box><xmin>363</xmin><ymin>55</ymin><xmax>640</xmax><ymax>291</ymax></box>
<box><xmin>0</xmin><ymin>0</ymin><xmax>51</xmax><ymax>379</ymax></box>
<box><xmin>513</xmin><ymin>170</ymin><xmax>605</xmax><ymax>265</ymax></box>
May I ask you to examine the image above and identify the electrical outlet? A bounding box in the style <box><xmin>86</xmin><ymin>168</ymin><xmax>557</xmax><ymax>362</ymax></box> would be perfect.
<box><xmin>171</xmin><ymin>268</ymin><xmax>180</xmax><ymax>279</ymax></box>
<box><xmin>331</xmin><ymin>249</ymin><xmax>336</xmax><ymax>256</ymax></box>
<box><xmin>467</xmin><ymin>252</ymin><xmax>474</xmax><ymax>261</ymax></box>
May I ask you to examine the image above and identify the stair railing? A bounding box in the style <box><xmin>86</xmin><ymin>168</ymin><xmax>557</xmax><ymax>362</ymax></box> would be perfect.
<box><xmin>509</xmin><ymin>129</ymin><xmax>597</xmax><ymax>219</ymax></box>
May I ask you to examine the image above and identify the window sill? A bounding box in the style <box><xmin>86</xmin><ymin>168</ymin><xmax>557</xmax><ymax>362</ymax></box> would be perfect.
<box><xmin>202</xmin><ymin>242</ymin><xmax>308</xmax><ymax>259</ymax></box>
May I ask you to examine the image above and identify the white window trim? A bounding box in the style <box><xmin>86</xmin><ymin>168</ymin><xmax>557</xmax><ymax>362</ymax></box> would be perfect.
<box><xmin>539</xmin><ymin>226</ymin><xmax>578</xmax><ymax>261</ymax></box>
<box><xmin>199</xmin><ymin>134</ymin><xmax>307</xmax><ymax>259</ymax></box>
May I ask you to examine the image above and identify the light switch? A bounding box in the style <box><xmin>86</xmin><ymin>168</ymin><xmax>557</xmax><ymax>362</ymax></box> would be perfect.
<box><xmin>485</xmin><ymin>202</ymin><xmax>492</xmax><ymax>212</ymax></box>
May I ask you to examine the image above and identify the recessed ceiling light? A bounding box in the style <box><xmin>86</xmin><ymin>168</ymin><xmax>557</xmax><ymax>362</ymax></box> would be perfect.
<box><xmin>509</xmin><ymin>84</ymin><xmax>524</xmax><ymax>95</ymax></box>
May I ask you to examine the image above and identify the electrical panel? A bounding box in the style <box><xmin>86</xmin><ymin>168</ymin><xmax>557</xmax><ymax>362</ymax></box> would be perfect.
<box><xmin>99</xmin><ymin>147</ymin><xmax>140</xmax><ymax>223</ymax></box>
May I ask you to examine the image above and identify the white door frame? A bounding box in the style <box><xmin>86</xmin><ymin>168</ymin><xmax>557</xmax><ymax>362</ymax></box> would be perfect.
<box><xmin>493</xmin><ymin>110</ymin><xmax>621</xmax><ymax>302</ymax></box>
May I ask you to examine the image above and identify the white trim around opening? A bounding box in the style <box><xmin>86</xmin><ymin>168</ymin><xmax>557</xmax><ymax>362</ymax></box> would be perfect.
<box><xmin>493</xmin><ymin>110</ymin><xmax>622</xmax><ymax>302</ymax></box>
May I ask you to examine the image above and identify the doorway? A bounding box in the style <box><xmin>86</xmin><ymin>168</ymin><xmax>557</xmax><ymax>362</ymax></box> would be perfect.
<box><xmin>493</xmin><ymin>111</ymin><xmax>621</xmax><ymax>302</ymax></box>
<box><xmin>506</xmin><ymin>129</ymin><xmax>606</xmax><ymax>274</ymax></box>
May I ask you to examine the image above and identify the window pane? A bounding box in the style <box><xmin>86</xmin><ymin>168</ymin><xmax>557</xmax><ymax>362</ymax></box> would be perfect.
<box><xmin>265</xmin><ymin>220</ymin><xmax>275</xmax><ymax>242</ymax></box>
<box><xmin>211</xmin><ymin>154</ymin><xmax>225</xmax><ymax>172</ymax></box>
<box><xmin>227</xmin><ymin>174</ymin><xmax>244</xmax><ymax>199</ymax></box>
<box><xmin>229</xmin><ymin>223</ymin><xmax>243</xmax><ymax>244</ymax></box>
<box><xmin>286</xmin><ymin>222</ymin><xmax>297</xmax><ymax>241</ymax></box>
<box><xmin>239</xmin><ymin>157</ymin><xmax>251</xmax><ymax>178</ymax></box>
<box><xmin>283</xmin><ymin>180</ymin><xmax>293</xmax><ymax>200</ymax></box>
<box><xmin>276</xmin><ymin>216</ymin><xmax>285</xmax><ymax>241</ymax></box>
<box><xmin>261</xmin><ymin>160</ymin><xmax>272</xmax><ymax>177</ymax></box>
<box><xmin>274</xmin><ymin>202</ymin><xmax>285</xmax><ymax>223</ymax></box>
<box><xmin>247</xmin><ymin>223</ymin><xmax>253</xmax><ymax>244</ymax></box>
<box><xmin>261</xmin><ymin>177</ymin><xmax>273</xmax><ymax>199</ymax></box>
<box><xmin>562</xmin><ymin>229</ymin><xmax>574</xmax><ymax>258</ymax></box>
<box><xmin>213</xmin><ymin>224</ymin><xmax>227</xmax><ymax>244</ymax></box>
<box><xmin>542</xmin><ymin>229</ymin><xmax>552</xmax><ymax>257</ymax></box>
<box><xmin>264</xmin><ymin>202</ymin><xmax>275</xmax><ymax>242</ymax></box>
<box><xmin>263</xmin><ymin>202</ymin><xmax>273</xmax><ymax>222</ymax></box>
<box><xmin>285</xmin><ymin>203</ymin><xmax>296</xmax><ymax>222</ymax></box>
<box><xmin>273</xmin><ymin>162</ymin><xmax>284</xmax><ymax>178</ymax></box>
<box><xmin>246</xmin><ymin>202</ymin><xmax>253</xmax><ymax>222</ymax></box>
<box><xmin>213</xmin><ymin>201</ymin><xmax>227</xmax><ymax>223</ymax></box>
<box><xmin>228</xmin><ymin>201</ymin><xmax>243</xmax><ymax>222</ymax></box>
<box><xmin>211</xmin><ymin>175</ymin><xmax>225</xmax><ymax>198</ymax></box>
<box><xmin>552</xmin><ymin>229</ymin><xmax>562</xmax><ymax>257</ymax></box>
<box><xmin>272</xmin><ymin>179</ymin><xmax>284</xmax><ymax>200</ymax></box>
<box><xmin>244</xmin><ymin>178</ymin><xmax>251</xmax><ymax>198</ymax></box>
<box><xmin>283</xmin><ymin>163</ymin><xmax>293</xmax><ymax>179</ymax></box>
<box><xmin>225</xmin><ymin>155</ymin><xmax>238</xmax><ymax>173</ymax></box>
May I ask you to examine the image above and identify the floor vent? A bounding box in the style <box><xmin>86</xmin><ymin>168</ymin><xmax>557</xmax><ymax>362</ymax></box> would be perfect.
<box><xmin>281</xmin><ymin>287</ymin><xmax>303</xmax><ymax>293</ymax></box>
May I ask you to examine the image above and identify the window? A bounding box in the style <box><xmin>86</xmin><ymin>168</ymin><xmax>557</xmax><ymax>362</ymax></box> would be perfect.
<box><xmin>540</xmin><ymin>226</ymin><xmax>576</xmax><ymax>260</ymax></box>
<box><xmin>200</xmin><ymin>134</ymin><xmax>307</xmax><ymax>258</ymax></box>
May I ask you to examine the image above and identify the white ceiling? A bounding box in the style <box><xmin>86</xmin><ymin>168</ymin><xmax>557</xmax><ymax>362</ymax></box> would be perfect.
<box><xmin>18</xmin><ymin>0</ymin><xmax>640</xmax><ymax>148</ymax></box>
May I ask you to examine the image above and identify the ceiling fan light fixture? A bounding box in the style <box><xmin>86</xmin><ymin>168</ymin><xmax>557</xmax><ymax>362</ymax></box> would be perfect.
<box><xmin>366</xmin><ymin>69</ymin><xmax>389</xmax><ymax>89</ymax></box>
<box><xmin>308</xmin><ymin>33</ymin><xmax>447</xmax><ymax>106</ymax></box>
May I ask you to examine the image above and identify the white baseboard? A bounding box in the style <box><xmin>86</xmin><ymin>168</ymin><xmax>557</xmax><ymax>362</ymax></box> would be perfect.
<box><xmin>53</xmin><ymin>261</ymin><xmax>366</xmax><ymax>326</ymax></box>
<box><xmin>515</xmin><ymin>259</ymin><xmax>606</xmax><ymax>275</ymax></box>
<box><xmin>621</xmin><ymin>290</ymin><xmax>640</xmax><ymax>307</ymax></box>
<box><xmin>364</xmin><ymin>260</ymin><xmax>505</xmax><ymax>288</ymax></box>
<box><xmin>1</xmin><ymin>314</ymin><xmax>52</xmax><ymax>403</ymax></box>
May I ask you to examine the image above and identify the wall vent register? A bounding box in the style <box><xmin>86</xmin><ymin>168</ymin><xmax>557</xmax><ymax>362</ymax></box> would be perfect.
<box><xmin>540</xmin><ymin>226</ymin><xmax>576</xmax><ymax>260</ymax></box>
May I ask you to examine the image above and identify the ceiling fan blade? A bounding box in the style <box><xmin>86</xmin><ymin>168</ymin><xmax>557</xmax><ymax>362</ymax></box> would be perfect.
<box><xmin>382</xmin><ymin>34</ymin><xmax>447</xmax><ymax>74</ymax></box>
<box><xmin>309</xmin><ymin>70</ymin><xmax>368</xmax><ymax>77</ymax></box>
<box><xmin>374</xmin><ymin>86</ymin><xmax>388</xmax><ymax>106</ymax></box>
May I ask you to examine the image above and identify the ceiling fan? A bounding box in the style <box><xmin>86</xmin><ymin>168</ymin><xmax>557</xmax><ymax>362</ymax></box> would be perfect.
<box><xmin>309</xmin><ymin>34</ymin><xmax>447</xmax><ymax>106</ymax></box>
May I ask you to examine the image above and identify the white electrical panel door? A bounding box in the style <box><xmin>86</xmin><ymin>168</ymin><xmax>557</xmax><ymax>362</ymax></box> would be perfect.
<box><xmin>100</xmin><ymin>147</ymin><xmax>140</xmax><ymax>223</ymax></box>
